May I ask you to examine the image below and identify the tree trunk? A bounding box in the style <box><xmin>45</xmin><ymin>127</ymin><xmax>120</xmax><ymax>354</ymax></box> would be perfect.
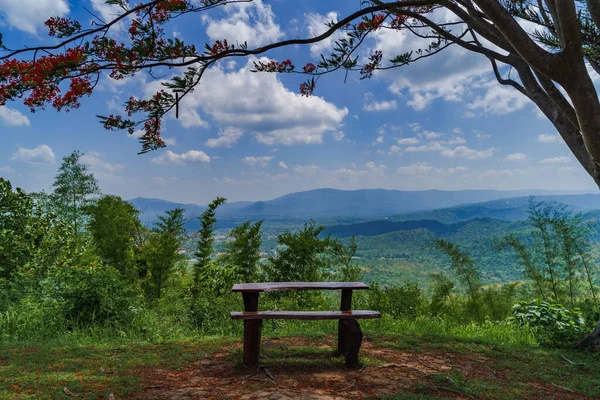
<box><xmin>577</xmin><ymin>318</ymin><xmax>600</xmax><ymax>350</ymax></box>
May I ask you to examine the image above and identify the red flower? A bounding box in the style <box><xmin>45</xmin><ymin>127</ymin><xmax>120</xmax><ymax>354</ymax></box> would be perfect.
<box><xmin>303</xmin><ymin>63</ymin><xmax>316</xmax><ymax>73</ymax></box>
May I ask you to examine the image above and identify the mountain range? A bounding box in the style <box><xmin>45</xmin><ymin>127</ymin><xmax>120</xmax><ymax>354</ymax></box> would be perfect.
<box><xmin>130</xmin><ymin>188</ymin><xmax>595</xmax><ymax>226</ymax></box>
<box><xmin>129</xmin><ymin>188</ymin><xmax>600</xmax><ymax>285</ymax></box>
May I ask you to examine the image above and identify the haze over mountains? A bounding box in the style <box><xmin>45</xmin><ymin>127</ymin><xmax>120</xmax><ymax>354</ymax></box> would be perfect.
<box><xmin>130</xmin><ymin>188</ymin><xmax>597</xmax><ymax>226</ymax></box>
<box><xmin>130</xmin><ymin>188</ymin><xmax>600</xmax><ymax>285</ymax></box>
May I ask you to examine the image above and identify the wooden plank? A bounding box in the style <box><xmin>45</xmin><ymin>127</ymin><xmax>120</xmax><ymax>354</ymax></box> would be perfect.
<box><xmin>338</xmin><ymin>289</ymin><xmax>353</xmax><ymax>355</ymax></box>
<box><xmin>232</xmin><ymin>282</ymin><xmax>369</xmax><ymax>293</ymax></box>
<box><xmin>231</xmin><ymin>310</ymin><xmax>381</xmax><ymax>320</ymax></box>
<box><xmin>242</xmin><ymin>292</ymin><xmax>261</xmax><ymax>367</ymax></box>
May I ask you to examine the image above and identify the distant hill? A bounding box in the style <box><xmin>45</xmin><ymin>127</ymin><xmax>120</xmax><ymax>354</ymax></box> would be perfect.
<box><xmin>129</xmin><ymin>197</ymin><xmax>252</xmax><ymax>227</ymax></box>
<box><xmin>323</xmin><ymin>218</ymin><xmax>499</xmax><ymax>238</ymax></box>
<box><xmin>129</xmin><ymin>188</ymin><xmax>579</xmax><ymax>226</ymax></box>
<box><xmin>389</xmin><ymin>194</ymin><xmax>600</xmax><ymax>223</ymax></box>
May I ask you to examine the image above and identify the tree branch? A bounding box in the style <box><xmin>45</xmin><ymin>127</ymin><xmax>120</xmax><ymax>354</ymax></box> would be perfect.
<box><xmin>472</xmin><ymin>0</ymin><xmax>562</xmax><ymax>78</ymax></box>
<box><xmin>554</xmin><ymin>0</ymin><xmax>584</xmax><ymax>58</ymax></box>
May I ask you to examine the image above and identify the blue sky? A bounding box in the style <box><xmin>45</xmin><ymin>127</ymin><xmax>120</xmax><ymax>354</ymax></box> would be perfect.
<box><xmin>0</xmin><ymin>0</ymin><xmax>597</xmax><ymax>204</ymax></box>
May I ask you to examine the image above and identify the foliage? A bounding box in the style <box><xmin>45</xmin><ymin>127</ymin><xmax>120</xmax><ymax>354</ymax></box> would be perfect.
<box><xmin>498</xmin><ymin>198</ymin><xmax>600</xmax><ymax>307</ymax></box>
<box><xmin>510</xmin><ymin>300</ymin><xmax>587</xmax><ymax>346</ymax></box>
<box><xmin>266</xmin><ymin>221</ymin><xmax>356</xmax><ymax>283</ymax></box>
<box><xmin>87</xmin><ymin>195</ymin><xmax>142</xmax><ymax>279</ymax></box>
<box><xmin>0</xmin><ymin>178</ymin><xmax>73</xmax><ymax>283</ymax></box>
<box><xmin>435</xmin><ymin>239</ymin><xmax>482</xmax><ymax>320</ymax></box>
<box><xmin>192</xmin><ymin>197</ymin><xmax>226</xmax><ymax>293</ymax></box>
<box><xmin>141</xmin><ymin>208</ymin><xmax>186</xmax><ymax>301</ymax></box>
<box><xmin>428</xmin><ymin>273</ymin><xmax>454</xmax><ymax>316</ymax></box>
<box><xmin>213</xmin><ymin>220</ymin><xmax>264</xmax><ymax>292</ymax></box>
<box><xmin>367</xmin><ymin>282</ymin><xmax>427</xmax><ymax>319</ymax></box>
<box><xmin>50</xmin><ymin>150</ymin><xmax>100</xmax><ymax>244</ymax></box>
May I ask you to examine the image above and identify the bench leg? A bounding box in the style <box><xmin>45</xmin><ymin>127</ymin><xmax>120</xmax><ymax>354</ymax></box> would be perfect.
<box><xmin>337</xmin><ymin>320</ymin><xmax>346</xmax><ymax>355</ymax></box>
<box><xmin>340</xmin><ymin>319</ymin><xmax>362</xmax><ymax>368</ymax></box>
<box><xmin>243</xmin><ymin>319</ymin><xmax>262</xmax><ymax>368</ymax></box>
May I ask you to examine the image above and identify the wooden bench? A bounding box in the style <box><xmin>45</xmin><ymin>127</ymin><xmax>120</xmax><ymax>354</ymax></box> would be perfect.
<box><xmin>231</xmin><ymin>282</ymin><xmax>381</xmax><ymax>368</ymax></box>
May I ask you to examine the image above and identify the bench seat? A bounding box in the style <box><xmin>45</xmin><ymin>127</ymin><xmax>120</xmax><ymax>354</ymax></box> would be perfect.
<box><xmin>231</xmin><ymin>310</ymin><xmax>381</xmax><ymax>320</ymax></box>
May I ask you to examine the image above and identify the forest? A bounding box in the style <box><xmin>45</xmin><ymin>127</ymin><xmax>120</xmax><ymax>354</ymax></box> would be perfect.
<box><xmin>4</xmin><ymin>151</ymin><xmax>600</xmax><ymax>398</ymax></box>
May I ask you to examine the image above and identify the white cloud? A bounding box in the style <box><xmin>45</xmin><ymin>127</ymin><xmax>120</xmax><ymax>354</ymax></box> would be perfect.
<box><xmin>397</xmin><ymin>162</ymin><xmax>467</xmax><ymax>176</ymax></box>
<box><xmin>539</xmin><ymin>156</ymin><xmax>570</xmax><ymax>164</ymax></box>
<box><xmin>152</xmin><ymin>150</ymin><xmax>210</xmax><ymax>165</ymax></box>
<box><xmin>163</xmin><ymin>137</ymin><xmax>176</xmax><ymax>146</ymax></box>
<box><xmin>81</xmin><ymin>152</ymin><xmax>124</xmax><ymax>173</ymax></box>
<box><xmin>278</xmin><ymin>161</ymin><xmax>288</xmax><ymax>169</ymax></box>
<box><xmin>332</xmin><ymin>131</ymin><xmax>345</xmax><ymax>141</ymax></box>
<box><xmin>179</xmin><ymin>108</ymin><xmax>209</xmax><ymax>129</ymax></box>
<box><xmin>130</xmin><ymin>129</ymin><xmax>144</xmax><ymax>139</ymax></box>
<box><xmin>504</xmin><ymin>153</ymin><xmax>528</xmax><ymax>162</ymax></box>
<box><xmin>335</xmin><ymin>168</ymin><xmax>369</xmax><ymax>177</ymax></box>
<box><xmin>0</xmin><ymin>106</ymin><xmax>30</xmax><ymax>126</ymax></box>
<box><xmin>363</xmin><ymin>92</ymin><xmax>397</xmax><ymax>112</ymax></box>
<box><xmin>146</xmin><ymin>58</ymin><xmax>348</xmax><ymax>145</ymax></box>
<box><xmin>468</xmin><ymin>85</ymin><xmax>531</xmax><ymax>115</ymax></box>
<box><xmin>396</xmin><ymin>137</ymin><xmax>420</xmax><ymax>145</ymax></box>
<box><xmin>152</xmin><ymin>176</ymin><xmax>178</xmax><ymax>184</ymax></box>
<box><xmin>203</xmin><ymin>0</ymin><xmax>283</xmax><ymax>46</ymax></box>
<box><xmin>242</xmin><ymin>156</ymin><xmax>274</xmax><ymax>167</ymax></box>
<box><xmin>10</xmin><ymin>145</ymin><xmax>55</xmax><ymax>164</ymax></box>
<box><xmin>214</xmin><ymin>177</ymin><xmax>235</xmax><ymax>185</ymax></box>
<box><xmin>389</xmin><ymin>145</ymin><xmax>402</xmax><ymax>155</ymax></box>
<box><xmin>365</xmin><ymin>162</ymin><xmax>387</xmax><ymax>173</ymax></box>
<box><xmin>90</xmin><ymin>0</ymin><xmax>123</xmax><ymax>25</ymax></box>
<box><xmin>0</xmin><ymin>0</ymin><xmax>69</xmax><ymax>34</ymax></box>
<box><xmin>372</xmin><ymin>13</ymin><xmax>512</xmax><ymax>112</ymax></box>
<box><xmin>408</xmin><ymin>122</ymin><xmax>421</xmax><ymax>132</ymax></box>
<box><xmin>420</xmin><ymin>130</ymin><xmax>441</xmax><ymax>139</ymax></box>
<box><xmin>537</xmin><ymin>133</ymin><xmax>561</xmax><ymax>143</ymax></box>
<box><xmin>476</xmin><ymin>132</ymin><xmax>491</xmax><ymax>140</ymax></box>
<box><xmin>294</xmin><ymin>164</ymin><xmax>320</xmax><ymax>174</ymax></box>
<box><xmin>205</xmin><ymin>127</ymin><xmax>244</xmax><ymax>148</ymax></box>
<box><xmin>440</xmin><ymin>146</ymin><xmax>495</xmax><ymax>159</ymax></box>
<box><xmin>335</xmin><ymin>162</ymin><xmax>386</xmax><ymax>178</ymax></box>
<box><xmin>305</xmin><ymin>11</ymin><xmax>341</xmax><ymax>56</ymax></box>
<box><xmin>446</xmin><ymin>136</ymin><xmax>466</xmax><ymax>145</ymax></box>
<box><xmin>405</xmin><ymin>142</ymin><xmax>447</xmax><ymax>153</ymax></box>
<box><xmin>0</xmin><ymin>165</ymin><xmax>15</xmax><ymax>175</ymax></box>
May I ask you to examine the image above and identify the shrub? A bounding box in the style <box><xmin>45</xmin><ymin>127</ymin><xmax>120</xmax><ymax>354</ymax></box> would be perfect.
<box><xmin>510</xmin><ymin>300</ymin><xmax>587</xmax><ymax>346</ymax></box>
<box><xmin>41</xmin><ymin>263</ymin><xmax>141</xmax><ymax>327</ymax></box>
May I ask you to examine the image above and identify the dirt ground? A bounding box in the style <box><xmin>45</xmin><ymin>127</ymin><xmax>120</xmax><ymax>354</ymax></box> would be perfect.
<box><xmin>129</xmin><ymin>336</ymin><xmax>586</xmax><ymax>400</ymax></box>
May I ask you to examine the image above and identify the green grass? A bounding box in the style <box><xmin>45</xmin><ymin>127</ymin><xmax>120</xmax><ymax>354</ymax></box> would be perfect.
<box><xmin>0</xmin><ymin>317</ymin><xmax>597</xmax><ymax>399</ymax></box>
<box><xmin>374</xmin><ymin>332</ymin><xmax>600</xmax><ymax>399</ymax></box>
<box><xmin>0</xmin><ymin>337</ymin><xmax>234</xmax><ymax>400</ymax></box>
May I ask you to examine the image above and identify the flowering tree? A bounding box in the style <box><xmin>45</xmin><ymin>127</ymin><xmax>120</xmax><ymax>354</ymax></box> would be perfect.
<box><xmin>2</xmin><ymin>0</ymin><xmax>600</xmax><ymax>347</ymax></box>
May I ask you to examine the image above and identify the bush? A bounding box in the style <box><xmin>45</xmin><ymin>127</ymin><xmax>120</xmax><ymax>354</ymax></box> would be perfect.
<box><xmin>510</xmin><ymin>300</ymin><xmax>587</xmax><ymax>346</ymax></box>
<box><xmin>40</xmin><ymin>263</ymin><xmax>141</xmax><ymax>327</ymax></box>
<box><xmin>366</xmin><ymin>282</ymin><xmax>426</xmax><ymax>319</ymax></box>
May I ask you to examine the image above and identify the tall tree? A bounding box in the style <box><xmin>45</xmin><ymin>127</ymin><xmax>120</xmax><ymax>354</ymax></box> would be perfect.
<box><xmin>435</xmin><ymin>239</ymin><xmax>482</xmax><ymax>320</ymax></box>
<box><xmin>87</xmin><ymin>195</ymin><xmax>142</xmax><ymax>279</ymax></box>
<box><xmin>51</xmin><ymin>150</ymin><xmax>100</xmax><ymax>243</ymax></box>
<box><xmin>266</xmin><ymin>221</ymin><xmax>355</xmax><ymax>283</ymax></box>
<box><xmin>192</xmin><ymin>197</ymin><xmax>226</xmax><ymax>296</ymax></box>
<box><xmin>142</xmin><ymin>208</ymin><xmax>186</xmax><ymax>301</ymax></box>
<box><xmin>220</xmin><ymin>220</ymin><xmax>264</xmax><ymax>284</ymax></box>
